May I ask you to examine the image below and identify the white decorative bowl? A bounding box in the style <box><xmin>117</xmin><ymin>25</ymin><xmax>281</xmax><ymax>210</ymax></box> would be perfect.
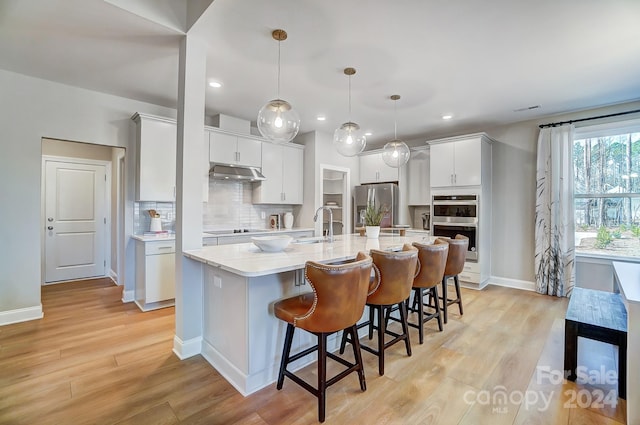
<box><xmin>251</xmin><ymin>235</ymin><xmax>292</xmax><ymax>252</ymax></box>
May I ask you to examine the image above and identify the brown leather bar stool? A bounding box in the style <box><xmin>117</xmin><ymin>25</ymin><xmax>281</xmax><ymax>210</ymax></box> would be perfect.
<box><xmin>406</xmin><ymin>240</ymin><xmax>449</xmax><ymax>344</ymax></box>
<box><xmin>339</xmin><ymin>244</ymin><xmax>418</xmax><ymax>376</ymax></box>
<box><xmin>274</xmin><ymin>252</ymin><xmax>373</xmax><ymax>423</ymax></box>
<box><xmin>438</xmin><ymin>235</ymin><xmax>469</xmax><ymax>323</ymax></box>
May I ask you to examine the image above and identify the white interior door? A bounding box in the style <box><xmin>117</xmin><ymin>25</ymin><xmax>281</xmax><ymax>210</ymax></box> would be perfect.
<box><xmin>45</xmin><ymin>160</ymin><xmax>106</xmax><ymax>283</ymax></box>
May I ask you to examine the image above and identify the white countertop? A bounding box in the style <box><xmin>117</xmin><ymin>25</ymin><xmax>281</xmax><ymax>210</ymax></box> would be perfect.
<box><xmin>131</xmin><ymin>233</ymin><xmax>176</xmax><ymax>242</ymax></box>
<box><xmin>131</xmin><ymin>227</ymin><xmax>314</xmax><ymax>243</ymax></box>
<box><xmin>612</xmin><ymin>261</ymin><xmax>640</xmax><ymax>303</ymax></box>
<box><xmin>184</xmin><ymin>233</ymin><xmax>434</xmax><ymax>277</ymax></box>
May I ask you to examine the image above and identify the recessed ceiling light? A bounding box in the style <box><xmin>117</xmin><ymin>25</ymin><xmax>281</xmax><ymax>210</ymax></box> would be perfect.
<box><xmin>442</xmin><ymin>114</ymin><xmax>453</xmax><ymax>120</ymax></box>
<box><xmin>365</xmin><ymin>132</ymin><xmax>372</xmax><ymax>136</ymax></box>
<box><xmin>317</xmin><ymin>116</ymin><xmax>326</xmax><ymax>121</ymax></box>
<box><xmin>208</xmin><ymin>81</ymin><xmax>222</xmax><ymax>88</ymax></box>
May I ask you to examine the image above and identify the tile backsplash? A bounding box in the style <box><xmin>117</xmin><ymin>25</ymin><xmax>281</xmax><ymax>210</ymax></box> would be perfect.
<box><xmin>203</xmin><ymin>180</ymin><xmax>293</xmax><ymax>231</ymax></box>
<box><xmin>134</xmin><ymin>180</ymin><xmax>294</xmax><ymax>234</ymax></box>
<box><xmin>134</xmin><ymin>202</ymin><xmax>176</xmax><ymax>234</ymax></box>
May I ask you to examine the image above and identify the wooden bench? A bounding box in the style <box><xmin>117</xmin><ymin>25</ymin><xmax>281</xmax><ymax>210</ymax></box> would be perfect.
<box><xmin>564</xmin><ymin>287</ymin><xmax>627</xmax><ymax>399</ymax></box>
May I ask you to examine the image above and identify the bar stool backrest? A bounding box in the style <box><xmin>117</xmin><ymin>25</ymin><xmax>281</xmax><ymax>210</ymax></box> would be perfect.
<box><xmin>299</xmin><ymin>252</ymin><xmax>373</xmax><ymax>333</ymax></box>
<box><xmin>412</xmin><ymin>240</ymin><xmax>449</xmax><ymax>289</ymax></box>
<box><xmin>438</xmin><ymin>235</ymin><xmax>468</xmax><ymax>276</ymax></box>
<box><xmin>367</xmin><ymin>244</ymin><xmax>418</xmax><ymax>306</ymax></box>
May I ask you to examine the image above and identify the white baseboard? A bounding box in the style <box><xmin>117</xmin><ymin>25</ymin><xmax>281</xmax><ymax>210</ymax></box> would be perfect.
<box><xmin>201</xmin><ymin>340</ymin><xmax>251</xmax><ymax>396</ymax></box>
<box><xmin>109</xmin><ymin>269</ymin><xmax>118</xmax><ymax>283</ymax></box>
<box><xmin>489</xmin><ymin>276</ymin><xmax>536</xmax><ymax>292</ymax></box>
<box><xmin>0</xmin><ymin>304</ymin><xmax>43</xmax><ymax>326</ymax></box>
<box><xmin>173</xmin><ymin>335</ymin><xmax>202</xmax><ymax>360</ymax></box>
<box><xmin>121</xmin><ymin>290</ymin><xmax>134</xmax><ymax>303</ymax></box>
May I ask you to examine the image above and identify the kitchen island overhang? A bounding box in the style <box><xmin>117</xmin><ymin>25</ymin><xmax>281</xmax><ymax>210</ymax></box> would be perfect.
<box><xmin>184</xmin><ymin>234</ymin><xmax>433</xmax><ymax>395</ymax></box>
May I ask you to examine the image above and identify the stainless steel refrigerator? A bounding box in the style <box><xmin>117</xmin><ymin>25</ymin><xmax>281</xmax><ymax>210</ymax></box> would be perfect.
<box><xmin>353</xmin><ymin>183</ymin><xmax>399</xmax><ymax>230</ymax></box>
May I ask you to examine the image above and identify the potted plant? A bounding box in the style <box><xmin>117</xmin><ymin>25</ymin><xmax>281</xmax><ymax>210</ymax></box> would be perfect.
<box><xmin>364</xmin><ymin>202</ymin><xmax>387</xmax><ymax>238</ymax></box>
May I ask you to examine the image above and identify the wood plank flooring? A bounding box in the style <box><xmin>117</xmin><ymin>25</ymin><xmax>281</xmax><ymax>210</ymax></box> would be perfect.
<box><xmin>0</xmin><ymin>278</ymin><xmax>627</xmax><ymax>424</ymax></box>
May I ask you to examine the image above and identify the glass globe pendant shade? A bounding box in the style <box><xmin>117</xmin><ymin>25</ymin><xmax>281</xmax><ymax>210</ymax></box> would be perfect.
<box><xmin>257</xmin><ymin>99</ymin><xmax>300</xmax><ymax>143</ymax></box>
<box><xmin>333</xmin><ymin>121</ymin><xmax>366</xmax><ymax>156</ymax></box>
<box><xmin>382</xmin><ymin>139</ymin><xmax>411</xmax><ymax>168</ymax></box>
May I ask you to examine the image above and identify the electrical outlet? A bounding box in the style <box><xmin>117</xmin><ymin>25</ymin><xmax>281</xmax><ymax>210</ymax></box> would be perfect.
<box><xmin>261</xmin><ymin>211</ymin><xmax>266</xmax><ymax>219</ymax></box>
<box><xmin>166</xmin><ymin>212</ymin><xmax>173</xmax><ymax>220</ymax></box>
<box><xmin>214</xmin><ymin>276</ymin><xmax>222</xmax><ymax>288</ymax></box>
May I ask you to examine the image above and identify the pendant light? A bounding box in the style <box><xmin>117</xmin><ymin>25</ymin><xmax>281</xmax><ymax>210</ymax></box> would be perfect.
<box><xmin>382</xmin><ymin>94</ymin><xmax>410</xmax><ymax>168</ymax></box>
<box><xmin>333</xmin><ymin>67</ymin><xmax>366</xmax><ymax>156</ymax></box>
<box><xmin>257</xmin><ymin>29</ymin><xmax>300</xmax><ymax>143</ymax></box>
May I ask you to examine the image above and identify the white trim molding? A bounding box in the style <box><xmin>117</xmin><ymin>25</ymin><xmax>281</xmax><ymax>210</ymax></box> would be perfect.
<box><xmin>0</xmin><ymin>304</ymin><xmax>43</xmax><ymax>326</ymax></box>
<box><xmin>121</xmin><ymin>289</ymin><xmax>134</xmax><ymax>303</ymax></box>
<box><xmin>489</xmin><ymin>276</ymin><xmax>536</xmax><ymax>292</ymax></box>
<box><xmin>173</xmin><ymin>335</ymin><xmax>202</xmax><ymax>360</ymax></box>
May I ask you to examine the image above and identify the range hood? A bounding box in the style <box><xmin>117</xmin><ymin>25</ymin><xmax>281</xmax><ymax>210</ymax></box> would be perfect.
<box><xmin>209</xmin><ymin>163</ymin><xmax>266</xmax><ymax>181</ymax></box>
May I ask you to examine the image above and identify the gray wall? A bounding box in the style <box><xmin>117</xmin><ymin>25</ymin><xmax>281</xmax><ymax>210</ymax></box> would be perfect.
<box><xmin>485</xmin><ymin>100</ymin><xmax>640</xmax><ymax>284</ymax></box>
<box><xmin>0</xmin><ymin>69</ymin><xmax>175</xmax><ymax>319</ymax></box>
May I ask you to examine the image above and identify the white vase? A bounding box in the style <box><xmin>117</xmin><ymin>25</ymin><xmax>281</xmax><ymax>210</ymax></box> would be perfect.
<box><xmin>283</xmin><ymin>212</ymin><xmax>293</xmax><ymax>229</ymax></box>
<box><xmin>365</xmin><ymin>225</ymin><xmax>380</xmax><ymax>239</ymax></box>
<box><xmin>150</xmin><ymin>217</ymin><xmax>162</xmax><ymax>232</ymax></box>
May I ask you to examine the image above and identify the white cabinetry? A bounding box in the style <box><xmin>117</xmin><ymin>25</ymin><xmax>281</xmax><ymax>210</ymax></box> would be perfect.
<box><xmin>407</xmin><ymin>147</ymin><xmax>430</xmax><ymax>205</ymax></box>
<box><xmin>135</xmin><ymin>239</ymin><xmax>175</xmax><ymax>311</ymax></box>
<box><xmin>429</xmin><ymin>134</ymin><xmax>490</xmax><ymax>188</ymax></box>
<box><xmin>429</xmin><ymin>132</ymin><xmax>494</xmax><ymax>290</ymax></box>
<box><xmin>359</xmin><ymin>151</ymin><xmax>399</xmax><ymax>184</ymax></box>
<box><xmin>253</xmin><ymin>142</ymin><xmax>304</xmax><ymax>204</ymax></box>
<box><xmin>133</xmin><ymin>113</ymin><xmax>176</xmax><ymax>201</ymax></box>
<box><xmin>208</xmin><ymin>129</ymin><xmax>262</xmax><ymax>168</ymax></box>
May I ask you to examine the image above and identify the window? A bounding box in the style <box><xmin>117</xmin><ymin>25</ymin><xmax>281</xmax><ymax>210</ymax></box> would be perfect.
<box><xmin>573</xmin><ymin>119</ymin><xmax>640</xmax><ymax>258</ymax></box>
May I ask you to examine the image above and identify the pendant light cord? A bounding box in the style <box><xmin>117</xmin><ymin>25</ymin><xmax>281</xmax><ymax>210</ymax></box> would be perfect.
<box><xmin>277</xmin><ymin>39</ymin><xmax>281</xmax><ymax>99</ymax></box>
<box><xmin>348</xmin><ymin>74</ymin><xmax>352</xmax><ymax>121</ymax></box>
<box><xmin>394</xmin><ymin>98</ymin><xmax>398</xmax><ymax>139</ymax></box>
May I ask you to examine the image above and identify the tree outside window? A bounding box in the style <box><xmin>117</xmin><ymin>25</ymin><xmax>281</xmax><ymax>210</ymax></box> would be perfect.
<box><xmin>574</xmin><ymin>131</ymin><xmax>640</xmax><ymax>257</ymax></box>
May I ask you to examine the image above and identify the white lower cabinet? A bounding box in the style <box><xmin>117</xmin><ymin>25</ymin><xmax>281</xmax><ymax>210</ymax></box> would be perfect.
<box><xmin>135</xmin><ymin>239</ymin><xmax>175</xmax><ymax>311</ymax></box>
<box><xmin>459</xmin><ymin>261</ymin><xmax>481</xmax><ymax>285</ymax></box>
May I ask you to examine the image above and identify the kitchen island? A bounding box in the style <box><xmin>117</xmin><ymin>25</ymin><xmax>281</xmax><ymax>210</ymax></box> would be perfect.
<box><xmin>612</xmin><ymin>261</ymin><xmax>640</xmax><ymax>425</ymax></box>
<box><xmin>184</xmin><ymin>233</ymin><xmax>432</xmax><ymax>395</ymax></box>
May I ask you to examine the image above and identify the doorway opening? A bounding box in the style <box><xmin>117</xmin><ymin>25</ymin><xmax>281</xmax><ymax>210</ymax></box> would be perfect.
<box><xmin>319</xmin><ymin>165</ymin><xmax>351</xmax><ymax>236</ymax></box>
<box><xmin>41</xmin><ymin>138</ymin><xmax>125</xmax><ymax>285</ymax></box>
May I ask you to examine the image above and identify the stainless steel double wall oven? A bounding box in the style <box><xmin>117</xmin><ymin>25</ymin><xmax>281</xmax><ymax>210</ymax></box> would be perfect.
<box><xmin>431</xmin><ymin>194</ymin><xmax>479</xmax><ymax>260</ymax></box>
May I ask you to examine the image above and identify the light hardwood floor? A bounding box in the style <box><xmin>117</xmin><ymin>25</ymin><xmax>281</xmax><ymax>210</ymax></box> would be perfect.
<box><xmin>0</xmin><ymin>278</ymin><xmax>626</xmax><ymax>424</ymax></box>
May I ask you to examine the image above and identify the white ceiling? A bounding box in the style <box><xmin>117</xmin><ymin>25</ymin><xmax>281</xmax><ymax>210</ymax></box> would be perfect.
<box><xmin>2</xmin><ymin>0</ymin><xmax>640</xmax><ymax>147</ymax></box>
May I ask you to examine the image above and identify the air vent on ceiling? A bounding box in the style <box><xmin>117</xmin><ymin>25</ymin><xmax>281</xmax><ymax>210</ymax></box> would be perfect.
<box><xmin>513</xmin><ymin>105</ymin><xmax>540</xmax><ymax>112</ymax></box>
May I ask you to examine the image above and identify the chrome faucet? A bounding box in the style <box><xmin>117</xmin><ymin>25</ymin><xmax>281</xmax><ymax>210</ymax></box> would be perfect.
<box><xmin>313</xmin><ymin>206</ymin><xmax>334</xmax><ymax>243</ymax></box>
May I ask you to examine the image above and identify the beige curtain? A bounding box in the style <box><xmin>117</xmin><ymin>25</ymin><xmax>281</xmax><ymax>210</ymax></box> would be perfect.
<box><xmin>534</xmin><ymin>125</ymin><xmax>576</xmax><ymax>296</ymax></box>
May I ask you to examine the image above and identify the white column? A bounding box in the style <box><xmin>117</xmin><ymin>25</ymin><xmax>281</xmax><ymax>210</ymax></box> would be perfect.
<box><xmin>173</xmin><ymin>34</ymin><xmax>206</xmax><ymax>359</ymax></box>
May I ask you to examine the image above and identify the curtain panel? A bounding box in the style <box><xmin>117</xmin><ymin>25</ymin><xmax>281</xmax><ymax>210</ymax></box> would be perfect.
<box><xmin>535</xmin><ymin>125</ymin><xmax>576</xmax><ymax>297</ymax></box>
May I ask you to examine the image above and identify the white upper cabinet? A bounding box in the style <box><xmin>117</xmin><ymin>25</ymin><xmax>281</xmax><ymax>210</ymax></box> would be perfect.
<box><xmin>208</xmin><ymin>129</ymin><xmax>262</xmax><ymax>168</ymax></box>
<box><xmin>407</xmin><ymin>147</ymin><xmax>430</xmax><ymax>205</ymax></box>
<box><xmin>429</xmin><ymin>134</ymin><xmax>491</xmax><ymax>188</ymax></box>
<box><xmin>133</xmin><ymin>113</ymin><xmax>176</xmax><ymax>202</ymax></box>
<box><xmin>253</xmin><ymin>142</ymin><xmax>304</xmax><ymax>204</ymax></box>
<box><xmin>359</xmin><ymin>151</ymin><xmax>399</xmax><ymax>184</ymax></box>
<box><xmin>203</xmin><ymin>130</ymin><xmax>210</xmax><ymax>202</ymax></box>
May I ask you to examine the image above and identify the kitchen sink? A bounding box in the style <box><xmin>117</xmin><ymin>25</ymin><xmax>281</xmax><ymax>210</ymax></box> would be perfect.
<box><xmin>293</xmin><ymin>236</ymin><xmax>326</xmax><ymax>244</ymax></box>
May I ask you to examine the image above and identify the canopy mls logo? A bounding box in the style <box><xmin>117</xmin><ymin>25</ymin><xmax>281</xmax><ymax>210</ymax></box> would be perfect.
<box><xmin>462</xmin><ymin>365</ymin><xmax>619</xmax><ymax>414</ymax></box>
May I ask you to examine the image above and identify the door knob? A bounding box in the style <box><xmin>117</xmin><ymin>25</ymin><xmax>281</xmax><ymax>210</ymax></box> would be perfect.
<box><xmin>47</xmin><ymin>217</ymin><xmax>54</xmax><ymax>222</ymax></box>
<box><xmin>47</xmin><ymin>226</ymin><xmax>54</xmax><ymax>230</ymax></box>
